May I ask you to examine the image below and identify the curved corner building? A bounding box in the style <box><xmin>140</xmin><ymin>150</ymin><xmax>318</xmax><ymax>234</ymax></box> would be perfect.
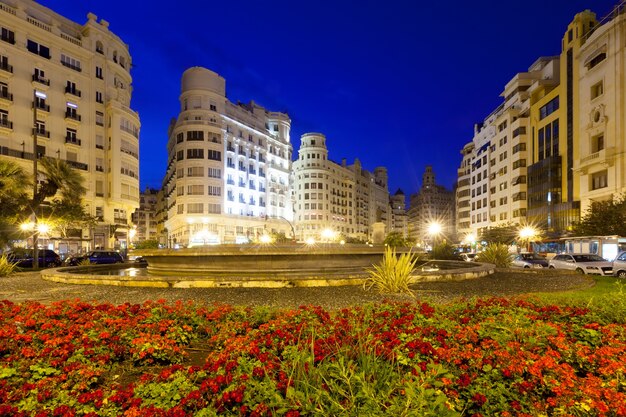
<box><xmin>0</xmin><ymin>2</ymin><xmax>140</xmax><ymax>253</ymax></box>
<box><xmin>163</xmin><ymin>67</ymin><xmax>293</xmax><ymax>246</ymax></box>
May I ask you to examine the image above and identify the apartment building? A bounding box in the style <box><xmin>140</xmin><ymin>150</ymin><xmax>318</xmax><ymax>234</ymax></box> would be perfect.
<box><xmin>0</xmin><ymin>1</ymin><xmax>140</xmax><ymax>254</ymax></box>
<box><xmin>131</xmin><ymin>187</ymin><xmax>158</xmax><ymax>243</ymax></box>
<box><xmin>162</xmin><ymin>67</ymin><xmax>293</xmax><ymax>246</ymax></box>
<box><xmin>292</xmin><ymin>132</ymin><xmax>391</xmax><ymax>242</ymax></box>
<box><xmin>455</xmin><ymin>141</ymin><xmax>474</xmax><ymax>239</ymax></box>
<box><xmin>527</xmin><ymin>11</ymin><xmax>599</xmax><ymax>235</ymax></box>
<box><xmin>408</xmin><ymin>166</ymin><xmax>455</xmax><ymax>244</ymax></box>
<box><xmin>575</xmin><ymin>5</ymin><xmax>626</xmax><ymax>212</ymax></box>
<box><xmin>389</xmin><ymin>189</ymin><xmax>408</xmax><ymax>238</ymax></box>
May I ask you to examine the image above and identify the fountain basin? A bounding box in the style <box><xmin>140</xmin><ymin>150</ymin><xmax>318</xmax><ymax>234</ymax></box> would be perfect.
<box><xmin>40</xmin><ymin>244</ymin><xmax>494</xmax><ymax>288</ymax></box>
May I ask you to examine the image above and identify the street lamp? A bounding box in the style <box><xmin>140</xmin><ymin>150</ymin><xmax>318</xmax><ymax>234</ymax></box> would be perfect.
<box><xmin>519</xmin><ymin>226</ymin><xmax>538</xmax><ymax>252</ymax></box>
<box><xmin>427</xmin><ymin>222</ymin><xmax>442</xmax><ymax>249</ymax></box>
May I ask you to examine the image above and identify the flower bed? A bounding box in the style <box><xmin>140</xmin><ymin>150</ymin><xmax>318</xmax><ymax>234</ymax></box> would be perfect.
<box><xmin>0</xmin><ymin>297</ymin><xmax>625</xmax><ymax>416</ymax></box>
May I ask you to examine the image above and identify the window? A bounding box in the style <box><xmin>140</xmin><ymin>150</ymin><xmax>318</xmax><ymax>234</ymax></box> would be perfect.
<box><xmin>587</xmin><ymin>52</ymin><xmax>606</xmax><ymax>70</ymax></box>
<box><xmin>96</xmin><ymin>66</ymin><xmax>103</xmax><ymax>79</ymax></box>
<box><xmin>187</xmin><ymin>185</ymin><xmax>204</xmax><ymax>195</ymax></box>
<box><xmin>187</xmin><ymin>166</ymin><xmax>204</xmax><ymax>177</ymax></box>
<box><xmin>499</xmin><ymin>151</ymin><xmax>507</xmax><ymax>161</ymax></box>
<box><xmin>187</xmin><ymin>203</ymin><xmax>203</xmax><ymax>214</ymax></box>
<box><xmin>512</xmin><ymin>159</ymin><xmax>526</xmax><ymax>169</ymax></box>
<box><xmin>60</xmin><ymin>54</ymin><xmax>81</xmax><ymax>71</ymax></box>
<box><xmin>66</xmin><ymin>128</ymin><xmax>79</xmax><ymax>145</ymax></box>
<box><xmin>539</xmin><ymin>97</ymin><xmax>559</xmax><ymax>120</ymax></box>
<box><xmin>591</xmin><ymin>134</ymin><xmax>604</xmax><ymax>153</ymax></box>
<box><xmin>208</xmin><ymin>150</ymin><xmax>221</xmax><ymax>161</ymax></box>
<box><xmin>96</xmin><ymin>135</ymin><xmax>104</xmax><ymax>149</ymax></box>
<box><xmin>177</xmin><ymin>205</ymin><xmax>184</xmax><ymax>214</ymax></box>
<box><xmin>96</xmin><ymin>91</ymin><xmax>103</xmax><ymax>104</ymax></box>
<box><xmin>591</xmin><ymin>81</ymin><xmax>603</xmax><ymax>100</ymax></box>
<box><xmin>176</xmin><ymin>133</ymin><xmax>184</xmax><ymax>143</ymax></box>
<box><xmin>208</xmin><ymin>186</ymin><xmax>221</xmax><ymax>196</ymax></box>
<box><xmin>499</xmin><ymin>136</ymin><xmax>507</xmax><ymax>146</ymax></box>
<box><xmin>96</xmin><ymin>111</ymin><xmax>104</xmax><ymax>126</ymax></box>
<box><xmin>591</xmin><ymin>170</ymin><xmax>608</xmax><ymax>190</ymax></box>
<box><xmin>512</xmin><ymin>127</ymin><xmax>526</xmax><ymax>137</ymax></box>
<box><xmin>512</xmin><ymin>143</ymin><xmax>526</xmax><ymax>154</ymax></box>
<box><xmin>0</xmin><ymin>27</ymin><xmax>14</xmax><ymax>44</ymax></box>
<box><xmin>187</xmin><ymin>131</ymin><xmax>204</xmax><ymax>141</ymax></box>
<box><xmin>0</xmin><ymin>81</ymin><xmax>8</xmax><ymax>99</ymax></box>
<box><xmin>27</xmin><ymin>40</ymin><xmax>50</xmax><ymax>59</ymax></box>
<box><xmin>0</xmin><ymin>109</ymin><xmax>9</xmax><ymax>128</ymax></box>
<box><xmin>208</xmin><ymin>203</ymin><xmax>221</xmax><ymax>214</ymax></box>
<box><xmin>177</xmin><ymin>150</ymin><xmax>184</xmax><ymax>161</ymax></box>
<box><xmin>187</xmin><ymin>148</ymin><xmax>204</xmax><ymax>159</ymax></box>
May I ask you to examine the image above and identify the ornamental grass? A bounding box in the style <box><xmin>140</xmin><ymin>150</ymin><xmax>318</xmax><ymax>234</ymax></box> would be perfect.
<box><xmin>0</xmin><ymin>293</ymin><xmax>626</xmax><ymax>416</ymax></box>
<box><xmin>364</xmin><ymin>246</ymin><xmax>418</xmax><ymax>296</ymax></box>
<box><xmin>0</xmin><ymin>255</ymin><xmax>17</xmax><ymax>277</ymax></box>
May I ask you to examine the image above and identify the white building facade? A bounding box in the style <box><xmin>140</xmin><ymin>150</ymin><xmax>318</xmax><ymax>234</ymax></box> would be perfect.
<box><xmin>0</xmin><ymin>1</ymin><xmax>140</xmax><ymax>254</ymax></box>
<box><xmin>162</xmin><ymin>67</ymin><xmax>293</xmax><ymax>246</ymax></box>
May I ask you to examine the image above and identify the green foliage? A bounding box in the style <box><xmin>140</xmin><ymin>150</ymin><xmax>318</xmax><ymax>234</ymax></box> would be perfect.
<box><xmin>364</xmin><ymin>246</ymin><xmax>418</xmax><ymax>295</ymax></box>
<box><xmin>383</xmin><ymin>231</ymin><xmax>413</xmax><ymax>248</ymax></box>
<box><xmin>0</xmin><ymin>160</ymin><xmax>31</xmax><ymax>247</ymax></box>
<box><xmin>475</xmin><ymin>243</ymin><xmax>512</xmax><ymax>267</ymax></box>
<box><xmin>270</xmin><ymin>231</ymin><xmax>290</xmax><ymax>243</ymax></box>
<box><xmin>78</xmin><ymin>258</ymin><xmax>92</xmax><ymax>266</ymax></box>
<box><xmin>480</xmin><ymin>224</ymin><xmax>518</xmax><ymax>245</ymax></box>
<box><xmin>430</xmin><ymin>241</ymin><xmax>458</xmax><ymax>260</ymax></box>
<box><xmin>133</xmin><ymin>239</ymin><xmax>160</xmax><ymax>249</ymax></box>
<box><xmin>0</xmin><ymin>254</ymin><xmax>17</xmax><ymax>277</ymax></box>
<box><xmin>573</xmin><ymin>193</ymin><xmax>626</xmax><ymax>236</ymax></box>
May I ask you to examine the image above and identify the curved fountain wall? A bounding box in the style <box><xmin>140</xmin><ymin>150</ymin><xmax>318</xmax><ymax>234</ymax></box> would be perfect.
<box><xmin>41</xmin><ymin>245</ymin><xmax>494</xmax><ymax>288</ymax></box>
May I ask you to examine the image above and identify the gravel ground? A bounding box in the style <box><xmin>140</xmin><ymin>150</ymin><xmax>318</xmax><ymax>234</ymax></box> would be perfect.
<box><xmin>0</xmin><ymin>268</ymin><xmax>593</xmax><ymax>310</ymax></box>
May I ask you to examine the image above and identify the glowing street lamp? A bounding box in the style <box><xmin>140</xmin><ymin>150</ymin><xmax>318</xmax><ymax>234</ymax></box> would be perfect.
<box><xmin>321</xmin><ymin>228</ymin><xmax>337</xmax><ymax>242</ymax></box>
<box><xmin>259</xmin><ymin>234</ymin><xmax>273</xmax><ymax>244</ymax></box>
<box><xmin>305</xmin><ymin>237</ymin><xmax>316</xmax><ymax>245</ymax></box>
<box><xmin>518</xmin><ymin>226</ymin><xmax>538</xmax><ymax>252</ymax></box>
<box><xmin>427</xmin><ymin>222</ymin><xmax>442</xmax><ymax>236</ymax></box>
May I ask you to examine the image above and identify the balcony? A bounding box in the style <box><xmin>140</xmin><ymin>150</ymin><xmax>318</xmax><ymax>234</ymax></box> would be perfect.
<box><xmin>32</xmin><ymin>128</ymin><xmax>49</xmax><ymax>138</ymax></box>
<box><xmin>64</xmin><ymin>86</ymin><xmax>81</xmax><ymax>97</ymax></box>
<box><xmin>226</xmin><ymin>179</ymin><xmax>235</xmax><ymax>185</ymax></box>
<box><xmin>65</xmin><ymin>136</ymin><xmax>81</xmax><ymax>146</ymax></box>
<box><xmin>0</xmin><ymin>90</ymin><xmax>12</xmax><ymax>102</ymax></box>
<box><xmin>0</xmin><ymin>61</ymin><xmax>12</xmax><ymax>74</ymax></box>
<box><xmin>65</xmin><ymin>111</ymin><xmax>81</xmax><ymax>122</ymax></box>
<box><xmin>66</xmin><ymin>160</ymin><xmax>88</xmax><ymax>171</ymax></box>
<box><xmin>0</xmin><ymin>119</ymin><xmax>12</xmax><ymax>129</ymax></box>
<box><xmin>61</xmin><ymin>61</ymin><xmax>81</xmax><ymax>72</ymax></box>
<box><xmin>32</xmin><ymin>74</ymin><xmax>50</xmax><ymax>86</ymax></box>
<box><xmin>33</xmin><ymin>102</ymin><xmax>50</xmax><ymax>112</ymax></box>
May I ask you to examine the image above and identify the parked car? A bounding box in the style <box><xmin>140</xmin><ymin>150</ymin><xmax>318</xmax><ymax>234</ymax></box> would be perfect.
<box><xmin>6</xmin><ymin>249</ymin><xmax>62</xmax><ymax>268</ymax></box>
<box><xmin>548</xmin><ymin>253</ymin><xmax>613</xmax><ymax>275</ymax></box>
<box><xmin>613</xmin><ymin>251</ymin><xmax>626</xmax><ymax>278</ymax></box>
<box><xmin>65</xmin><ymin>250</ymin><xmax>125</xmax><ymax>266</ymax></box>
<box><xmin>512</xmin><ymin>253</ymin><xmax>549</xmax><ymax>269</ymax></box>
<box><xmin>459</xmin><ymin>253</ymin><xmax>477</xmax><ymax>262</ymax></box>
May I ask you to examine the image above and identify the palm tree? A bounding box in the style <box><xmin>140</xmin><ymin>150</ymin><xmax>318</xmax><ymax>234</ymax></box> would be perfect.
<box><xmin>0</xmin><ymin>159</ymin><xmax>30</xmax><ymax>206</ymax></box>
<box><xmin>34</xmin><ymin>158</ymin><xmax>86</xmax><ymax>206</ymax></box>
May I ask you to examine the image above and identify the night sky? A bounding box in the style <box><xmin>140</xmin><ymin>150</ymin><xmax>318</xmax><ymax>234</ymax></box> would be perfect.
<box><xmin>37</xmin><ymin>0</ymin><xmax>619</xmax><ymax>199</ymax></box>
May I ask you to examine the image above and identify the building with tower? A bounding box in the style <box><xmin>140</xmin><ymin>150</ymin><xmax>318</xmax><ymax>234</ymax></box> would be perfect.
<box><xmin>408</xmin><ymin>166</ymin><xmax>455</xmax><ymax>245</ymax></box>
<box><xmin>161</xmin><ymin>67</ymin><xmax>293</xmax><ymax>246</ymax></box>
<box><xmin>292</xmin><ymin>132</ymin><xmax>391</xmax><ymax>242</ymax></box>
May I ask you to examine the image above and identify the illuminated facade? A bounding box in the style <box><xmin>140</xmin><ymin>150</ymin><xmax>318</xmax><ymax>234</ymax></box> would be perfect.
<box><xmin>162</xmin><ymin>67</ymin><xmax>293</xmax><ymax>246</ymax></box>
<box><xmin>527</xmin><ymin>11</ymin><xmax>599</xmax><ymax>235</ymax></box>
<box><xmin>0</xmin><ymin>1</ymin><xmax>140</xmax><ymax>254</ymax></box>
<box><xmin>575</xmin><ymin>5</ymin><xmax>626</xmax><ymax>212</ymax></box>
<box><xmin>408</xmin><ymin>166</ymin><xmax>455</xmax><ymax>244</ymax></box>
<box><xmin>292</xmin><ymin>132</ymin><xmax>390</xmax><ymax>242</ymax></box>
<box><xmin>131</xmin><ymin>187</ymin><xmax>158</xmax><ymax>243</ymax></box>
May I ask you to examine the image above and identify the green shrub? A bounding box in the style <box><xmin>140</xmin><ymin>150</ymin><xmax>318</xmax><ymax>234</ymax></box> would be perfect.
<box><xmin>0</xmin><ymin>254</ymin><xmax>17</xmax><ymax>277</ymax></box>
<box><xmin>364</xmin><ymin>246</ymin><xmax>418</xmax><ymax>296</ymax></box>
<box><xmin>430</xmin><ymin>241</ymin><xmax>458</xmax><ymax>260</ymax></box>
<box><xmin>475</xmin><ymin>243</ymin><xmax>512</xmax><ymax>267</ymax></box>
<box><xmin>78</xmin><ymin>258</ymin><xmax>92</xmax><ymax>266</ymax></box>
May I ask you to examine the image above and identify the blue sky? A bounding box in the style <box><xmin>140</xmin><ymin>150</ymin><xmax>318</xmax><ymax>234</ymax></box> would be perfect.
<box><xmin>38</xmin><ymin>0</ymin><xmax>619</xmax><ymax>197</ymax></box>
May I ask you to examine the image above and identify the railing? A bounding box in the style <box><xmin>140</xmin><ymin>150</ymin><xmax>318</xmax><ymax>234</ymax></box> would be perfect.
<box><xmin>64</xmin><ymin>111</ymin><xmax>81</xmax><ymax>121</ymax></box>
<box><xmin>32</xmin><ymin>128</ymin><xmax>49</xmax><ymax>137</ymax></box>
<box><xmin>0</xmin><ymin>91</ymin><xmax>12</xmax><ymax>101</ymax></box>
<box><xmin>65</xmin><ymin>136</ymin><xmax>81</xmax><ymax>146</ymax></box>
<box><xmin>66</xmin><ymin>160</ymin><xmax>88</xmax><ymax>171</ymax></box>
<box><xmin>0</xmin><ymin>3</ymin><xmax>16</xmax><ymax>15</ymax></box>
<box><xmin>61</xmin><ymin>61</ymin><xmax>81</xmax><ymax>72</ymax></box>
<box><xmin>32</xmin><ymin>74</ymin><xmax>50</xmax><ymax>85</ymax></box>
<box><xmin>65</xmin><ymin>87</ymin><xmax>81</xmax><ymax>97</ymax></box>
<box><xmin>0</xmin><ymin>62</ymin><xmax>12</xmax><ymax>73</ymax></box>
<box><xmin>0</xmin><ymin>119</ymin><xmax>12</xmax><ymax>129</ymax></box>
<box><xmin>33</xmin><ymin>103</ymin><xmax>50</xmax><ymax>112</ymax></box>
<box><xmin>120</xmin><ymin>125</ymin><xmax>139</xmax><ymax>138</ymax></box>
<box><xmin>581</xmin><ymin>151</ymin><xmax>600</xmax><ymax>164</ymax></box>
<box><xmin>60</xmin><ymin>32</ymin><xmax>82</xmax><ymax>47</ymax></box>
<box><xmin>27</xmin><ymin>17</ymin><xmax>51</xmax><ymax>32</ymax></box>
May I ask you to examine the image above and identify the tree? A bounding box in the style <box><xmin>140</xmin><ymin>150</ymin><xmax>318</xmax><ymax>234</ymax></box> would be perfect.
<box><xmin>35</xmin><ymin>158</ymin><xmax>86</xmax><ymax>207</ymax></box>
<box><xmin>573</xmin><ymin>194</ymin><xmax>626</xmax><ymax>236</ymax></box>
<box><xmin>480</xmin><ymin>224</ymin><xmax>518</xmax><ymax>245</ymax></box>
<box><xmin>133</xmin><ymin>239</ymin><xmax>159</xmax><ymax>249</ymax></box>
<box><xmin>383</xmin><ymin>231</ymin><xmax>413</xmax><ymax>248</ymax></box>
<box><xmin>0</xmin><ymin>160</ymin><xmax>30</xmax><ymax>248</ymax></box>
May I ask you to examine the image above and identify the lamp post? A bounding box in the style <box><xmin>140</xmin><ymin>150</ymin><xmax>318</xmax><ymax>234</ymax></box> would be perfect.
<box><xmin>427</xmin><ymin>222</ymin><xmax>442</xmax><ymax>249</ymax></box>
<box><xmin>32</xmin><ymin>89</ymin><xmax>40</xmax><ymax>268</ymax></box>
<box><xmin>518</xmin><ymin>226</ymin><xmax>537</xmax><ymax>252</ymax></box>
